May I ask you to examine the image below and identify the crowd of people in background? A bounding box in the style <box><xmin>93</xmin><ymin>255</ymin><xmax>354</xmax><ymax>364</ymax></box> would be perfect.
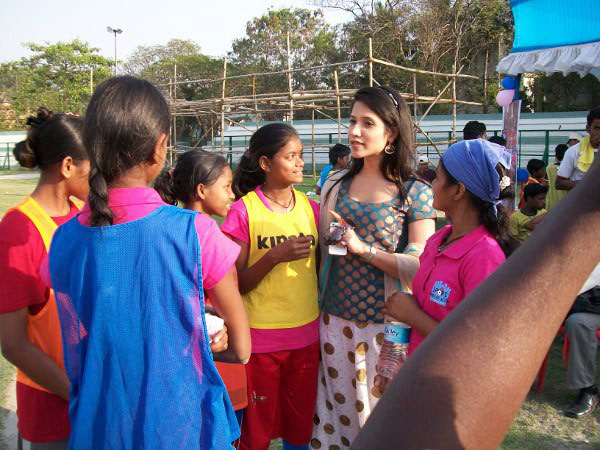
<box><xmin>0</xmin><ymin>75</ymin><xmax>598</xmax><ymax>449</ymax></box>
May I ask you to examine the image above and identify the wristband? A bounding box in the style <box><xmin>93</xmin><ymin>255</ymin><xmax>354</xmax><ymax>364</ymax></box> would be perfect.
<box><xmin>365</xmin><ymin>244</ymin><xmax>376</xmax><ymax>263</ymax></box>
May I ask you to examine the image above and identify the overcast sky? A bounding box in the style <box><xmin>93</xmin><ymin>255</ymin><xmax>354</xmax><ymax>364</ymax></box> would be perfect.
<box><xmin>1</xmin><ymin>0</ymin><xmax>352</xmax><ymax>63</ymax></box>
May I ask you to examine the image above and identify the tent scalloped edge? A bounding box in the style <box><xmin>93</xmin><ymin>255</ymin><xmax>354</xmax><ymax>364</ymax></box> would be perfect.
<box><xmin>497</xmin><ymin>41</ymin><xmax>600</xmax><ymax>79</ymax></box>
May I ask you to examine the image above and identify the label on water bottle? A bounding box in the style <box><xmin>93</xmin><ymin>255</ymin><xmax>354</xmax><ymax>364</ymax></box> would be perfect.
<box><xmin>384</xmin><ymin>323</ymin><xmax>411</xmax><ymax>344</ymax></box>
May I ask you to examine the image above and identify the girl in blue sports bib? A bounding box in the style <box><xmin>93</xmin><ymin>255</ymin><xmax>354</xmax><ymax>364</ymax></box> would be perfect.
<box><xmin>48</xmin><ymin>76</ymin><xmax>251</xmax><ymax>449</ymax></box>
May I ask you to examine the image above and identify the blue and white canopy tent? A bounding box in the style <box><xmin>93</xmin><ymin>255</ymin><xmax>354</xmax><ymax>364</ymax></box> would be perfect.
<box><xmin>498</xmin><ymin>0</ymin><xmax>600</xmax><ymax>288</ymax></box>
<box><xmin>497</xmin><ymin>0</ymin><xmax>600</xmax><ymax>79</ymax></box>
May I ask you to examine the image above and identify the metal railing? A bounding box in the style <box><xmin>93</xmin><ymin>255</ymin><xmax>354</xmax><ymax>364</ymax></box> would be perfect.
<box><xmin>1</xmin><ymin>144</ymin><xmax>14</xmax><ymax>170</ymax></box>
<box><xmin>177</xmin><ymin>128</ymin><xmax>584</xmax><ymax>177</ymax></box>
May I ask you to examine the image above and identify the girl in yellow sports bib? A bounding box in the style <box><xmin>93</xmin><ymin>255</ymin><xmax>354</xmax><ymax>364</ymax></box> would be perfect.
<box><xmin>222</xmin><ymin>123</ymin><xmax>319</xmax><ymax>450</ymax></box>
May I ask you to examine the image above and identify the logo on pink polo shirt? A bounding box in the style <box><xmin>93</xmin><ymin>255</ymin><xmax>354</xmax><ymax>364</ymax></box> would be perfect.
<box><xmin>430</xmin><ymin>281</ymin><xmax>451</xmax><ymax>307</ymax></box>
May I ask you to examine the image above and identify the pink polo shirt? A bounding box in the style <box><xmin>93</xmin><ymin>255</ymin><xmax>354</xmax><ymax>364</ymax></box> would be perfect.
<box><xmin>221</xmin><ymin>186</ymin><xmax>320</xmax><ymax>353</ymax></box>
<box><xmin>408</xmin><ymin>225</ymin><xmax>505</xmax><ymax>355</ymax></box>
<box><xmin>42</xmin><ymin>187</ymin><xmax>239</xmax><ymax>291</ymax></box>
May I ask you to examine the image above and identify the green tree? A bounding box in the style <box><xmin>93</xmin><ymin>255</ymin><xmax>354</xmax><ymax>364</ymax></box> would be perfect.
<box><xmin>228</xmin><ymin>8</ymin><xmax>343</xmax><ymax>119</ymax></box>
<box><xmin>124</xmin><ymin>39</ymin><xmax>226</xmax><ymax>145</ymax></box>
<box><xmin>0</xmin><ymin>39</ymin><xmax>113</xmax><ymax>129</ymax></box>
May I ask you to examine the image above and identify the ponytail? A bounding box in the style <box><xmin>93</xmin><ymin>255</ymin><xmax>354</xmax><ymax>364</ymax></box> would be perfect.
<box><xmin>154</xmin><ymin>150</ymin><xmax>229</xmax><ymax>205</ymax></box>
<box><xmin>15</xmin><ymin>107</ymin><xmax>86</xmax><ymax>170</ymax></box>
<box><xmin>232</xmin><ymin>123</ymin><xmax>298</xmax><ymax>199</ymax></box>
<box><xmin>84</xmin><ymin>76</ymin><xmax>170</xmax><ymax>227</ymax></box>
<box><xmin>88</xmin><ymin>163</ymin><xmax>113</xmax><ymax>226</ymax></box>
<box><xmin>232</xmin><ymin>152</ymin><xmax>266</xmax><ymax>199</ymax></box>
<box><xmin>474</xmin><ymin>198</ymin><xmax>518</xmax><ymax>257</ymax></box>
<box><xmin>153</xmin><ymin>165</ymin><xmax>177</xmax><ymax>205</ymax></box>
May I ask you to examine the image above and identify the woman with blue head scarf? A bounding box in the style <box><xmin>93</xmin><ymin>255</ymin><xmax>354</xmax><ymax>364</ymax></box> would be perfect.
<box><xmin>375</xmin><ymin>139</ymin><xmax>517</xmax><ymax>392</ymax></box>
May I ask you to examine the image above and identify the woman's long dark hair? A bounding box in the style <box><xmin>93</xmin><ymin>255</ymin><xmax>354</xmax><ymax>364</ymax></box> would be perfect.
<box><xmin>325</xmin><ymin>86</ymin><xmax>417</xmax><ymax>203</ymax></box>
<box><xmin>14</xmin><ymin>107</ymin><xmax>87</xmax><ymax>170</ymax></box>
<box><xmin>84</xmin><ymin>76</ymin><xmax>170</xmax><ymax>226</ymax></box>
<box><xmin>232</xmin><ymin>123</ymin><xmax>299</xmax><ymax>199</ymax></box>
<box><xmin>441</xmin><ymin>160</ymin><xmax>518</xmax><ymax>257</ymax></box>
<box><xmin>154</xmin><ymin>150</ymin><xmax>229</xmax><ymax>205</ymax></box>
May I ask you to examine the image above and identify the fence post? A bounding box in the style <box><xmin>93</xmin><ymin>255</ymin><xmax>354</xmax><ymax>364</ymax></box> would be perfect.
<box><xmin>542</xmin><ymin>130</ymin><xmax>550</xmax><ymax>166</ymax></box>
<box><xmin>7</xmin><ymin>144</ymin><xmax>10</xmax><ymax>170</ymax></box>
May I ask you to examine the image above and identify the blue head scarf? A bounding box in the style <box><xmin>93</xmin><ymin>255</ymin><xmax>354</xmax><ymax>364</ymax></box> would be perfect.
<box><xmin>441</xmin><ymin>138</ymin><xmax>512</xmax><ymax>216</ymax></box>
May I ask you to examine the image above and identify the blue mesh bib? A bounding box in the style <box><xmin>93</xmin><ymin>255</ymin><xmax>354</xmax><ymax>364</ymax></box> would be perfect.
<box><xmin>49</xmin><ymin>206</ymin><xmax>239</xmax><ymax>449</ymax></box>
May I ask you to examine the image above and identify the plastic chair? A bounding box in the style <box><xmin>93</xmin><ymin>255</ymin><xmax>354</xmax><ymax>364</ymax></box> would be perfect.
<box><xmin>536</xmin><ymin>326</ymin><xmax>565</xmax><ymax>393</ymax></box>
<box><xmin>536</xmin><ymin>326</ymin><xmax>600</xmax><ymax>392</ymax></box>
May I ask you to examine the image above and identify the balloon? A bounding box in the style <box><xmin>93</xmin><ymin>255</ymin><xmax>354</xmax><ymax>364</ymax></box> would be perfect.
<box><xmin>496</xmin><ymin>89</ymin><xmax>515</xmax><ymax>107</ymax></box>
<box><xmin>501</xmin><ymin>77</ymin><xmax>516</xmax><ymax>90</ymax></box>
<box><xmin>516</xmin><ymin>168</ymin><xmax>529</xmax><ymax>183</ymax></box>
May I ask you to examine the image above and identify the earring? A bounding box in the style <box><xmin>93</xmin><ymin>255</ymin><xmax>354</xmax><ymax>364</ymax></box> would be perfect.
<box><xmin>384</xmin><ymin>144</ymin><xmax>394</xmax><ymax>155</ymax></box>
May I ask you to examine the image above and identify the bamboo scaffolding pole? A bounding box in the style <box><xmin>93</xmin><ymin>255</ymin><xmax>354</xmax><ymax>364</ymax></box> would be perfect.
<box><xmin>253</xmin><ymin>75</ymin><xmax>259</xmax><ymax>129</ymax></box>
<box><xmin>413</xmin><ymin>73</ymin><xmax>417</xmax><ymax>121</ymax></box>
<box><xmin>413</xmin><ymin>122</ymin><xmax>445</xmax><ymax>157</ymax></box>
<box><xmin>417</xmin><ymin>65</ymin><xmax>466</xmax><ymax>126</ymax></box>
<box><xmin>221</xmin><ymin>59</ymin><xmax>227</xmax><ymax>154</ymax></box>
<box><xmin>287</xmin><ymin>32</ymin><xmax>294</xmax><ymax>123</ymax></box>
<box><xmin>210</xmin><ymin>111</ymin><xmax>256</xmax><ymax>133</ymax></box>
<box><xmin>169</xmin><ymin>92</ymin><xmax>480</xmax><ymax>111</ymax></box>
<box><xmin>311</xmin><ymin>109</ymin><xmax>316</xmax><ymax>178</ymax></box>
<box><xmin>416</xmin><ymin>141</ymin><xmax>454</xmax><ymax>147</ymax></box>
<box><xmin>172</xmin><ymin>65</ymin><xmax>177</xmax><ymax>164</ymax></box>
<box><xmin>371</xmin><ymin>57</ymin><xmax>479</xmax><ymax>80</ymax></box>
<box><xmin>413</xmin><ymin>73</ymin><xmax>417</xmax><ymax>141</ymax></box>
<box><xmin>368</xmin><ymin>38</ymin><xmax>373</xmax><ymax>87</ymax></box>
<box><xmin>173</xmin><ymin>105</ymin><xmax>353</xmax><ymax>116</ymax></box>
<box><xmin>452</xmin><ymin>63</ymin><xmax>457</xmax><ymax>142</ymax></box>
<box><xmin>211</xmin><ymin>116</ymin><xmax>215</xmax><ymax>151</ymax></box>
<box><xmin>192</xmin><ymin>119</ymin><xmax>213</xmax><ymax>150</ymax></box>
<box><xmin>161</xmin><ymin>59</ymin><xmax>368</xmax><ymax>87</ymax></box>
<box><xmin>315</xmin><ymin>109</ymin><xmax>349</xmax><ymax>128</ymax></box>
<box><xmin>167</xmin><ymin>35</ymin><xmax>481</xmax><ymax>135</ymax></box>
<box><xmin>334</xmin><ymin>70</ymin><xmax>341</xmax><ymax>143</ymax></box>
<box><xmin>418</xmin><ymin>80</ymin><xmax>452</xmax><ymax>126</ymax></box>
<box><xmin>168</xmin><ymin>78</ymin><xmax>173</xmax><ymax>161</ymax></box>
<box><xmin>171</xmin><ymin>97</ymin><xmax>482</xmax><ymax>117</ymax></box>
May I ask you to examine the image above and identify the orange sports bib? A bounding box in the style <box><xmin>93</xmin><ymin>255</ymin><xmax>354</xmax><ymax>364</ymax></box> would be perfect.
<box><xmin>4</xmin><ymin>197</ymin><xmax>77</xmax><ymax>393</ymax></box>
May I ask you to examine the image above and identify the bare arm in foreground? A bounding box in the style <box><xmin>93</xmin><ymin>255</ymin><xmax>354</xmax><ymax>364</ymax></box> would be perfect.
<box><xmin>352</xmin><ymin>157</ymin><xmax>600</xmax><ymax>449</ymax></box>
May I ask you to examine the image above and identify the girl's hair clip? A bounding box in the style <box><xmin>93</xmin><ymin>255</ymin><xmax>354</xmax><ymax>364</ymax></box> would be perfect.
<box><xmin>378</xmin><ymin>86</ymin><xmax>399</xmax><ymax>110</ymax></box>
<box><xmin>244</xmin><ymin>149</ymin><xmax>250</xmax><ymax>157</ymax></box>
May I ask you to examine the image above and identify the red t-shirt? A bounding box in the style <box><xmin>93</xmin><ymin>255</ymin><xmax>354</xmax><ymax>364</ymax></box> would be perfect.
<box><xmin>0</xmin><ymin>202</ymin><xmax>78</xmax><ymax>442</ymax></box>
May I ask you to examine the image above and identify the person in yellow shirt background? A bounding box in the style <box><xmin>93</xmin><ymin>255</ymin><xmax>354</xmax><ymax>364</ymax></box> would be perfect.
<box><xmin>546</xmin><ymin>144</ymin><xmax>569</xmax><ymax>211</ymax></box>
<box><xmin>509</xmin><ymin>183</ymin><xmax>548</xmax><ymax>243</ymax></box>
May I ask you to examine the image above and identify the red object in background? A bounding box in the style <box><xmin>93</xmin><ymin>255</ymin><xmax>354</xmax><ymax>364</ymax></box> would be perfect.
<box><xmin>204</xmin><ymin>269</ymin><xmax>248</xmax><ymax>411</ymax></box>
<box><xmin>536</xmin><ymin>326</ymin><xmax>600</xmax><ymax>393</ymax></box>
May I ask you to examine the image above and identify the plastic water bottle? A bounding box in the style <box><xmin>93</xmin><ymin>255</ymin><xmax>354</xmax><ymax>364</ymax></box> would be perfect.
<box><xmin>377</xmin><ymin>319</ymin><xmax>411</xmax><ymax>379</ymax></box>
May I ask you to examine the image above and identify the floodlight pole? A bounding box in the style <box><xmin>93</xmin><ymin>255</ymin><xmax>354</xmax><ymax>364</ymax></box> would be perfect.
<box><xmin>107</xmin><ymin>26</ymin><xmax>123</xmax><ymax>76</ymax></box>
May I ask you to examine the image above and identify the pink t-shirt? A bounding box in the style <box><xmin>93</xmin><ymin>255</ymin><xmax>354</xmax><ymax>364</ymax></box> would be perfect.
<box><xmin>408</xmin><ymin>225</ymin><xmax>505</xmax><ymax>355</ymax></box>
<box><xmin>221</xmin><ymin>186</ymin><xmax>320</xmax><ymax>353</ymax></box>
<box><xmin>42</xmin><ymin>187</ymin><xmax>239</xmax><ymax>291</ymax></box>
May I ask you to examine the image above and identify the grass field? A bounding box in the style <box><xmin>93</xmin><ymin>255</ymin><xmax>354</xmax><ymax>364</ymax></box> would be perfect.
<box><xmin>1</xmin><ymin>176</ymin><xmax>599</xmax><ymax>448</ymax></box>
